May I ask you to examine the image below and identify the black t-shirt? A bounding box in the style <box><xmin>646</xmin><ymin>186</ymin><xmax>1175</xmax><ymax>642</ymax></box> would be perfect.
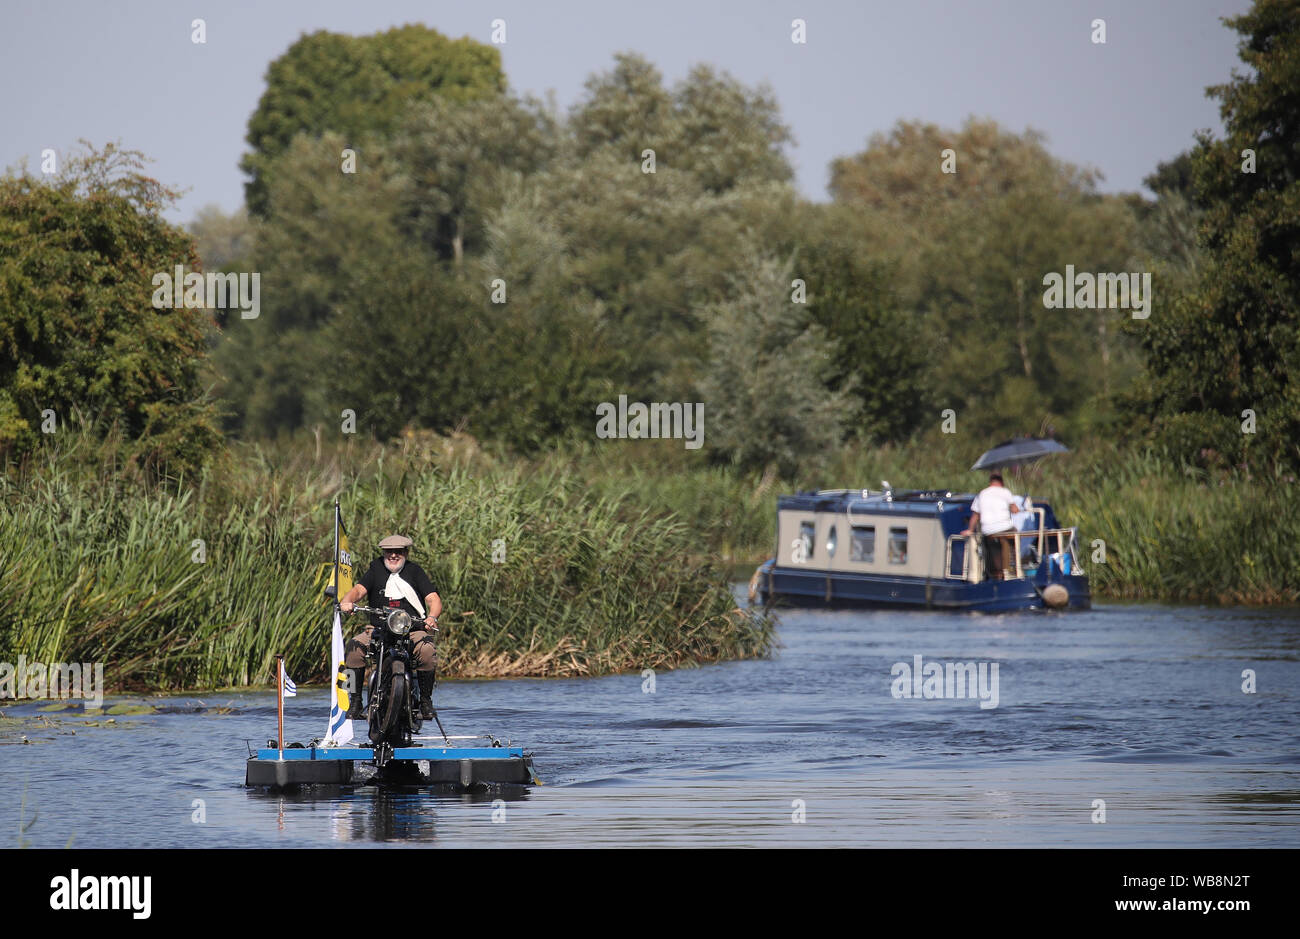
<box><xmin>357</xmin><ymin>558</ymin><xmax>437</xmax><ymax>626</ymax></box>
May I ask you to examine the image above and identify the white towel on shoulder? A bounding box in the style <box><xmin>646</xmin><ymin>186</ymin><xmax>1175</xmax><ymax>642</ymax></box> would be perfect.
<box><xmin>384</xmin><ymin>570</ymin><xmax>426</xmax><ymax>619</ymax></box>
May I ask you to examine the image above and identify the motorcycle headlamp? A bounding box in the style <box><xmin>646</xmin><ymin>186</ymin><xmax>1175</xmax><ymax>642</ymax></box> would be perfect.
<box><xmin>386</xmin><ymin>610</ymin><xmax>412</xmax><ymax>635</ymax></box>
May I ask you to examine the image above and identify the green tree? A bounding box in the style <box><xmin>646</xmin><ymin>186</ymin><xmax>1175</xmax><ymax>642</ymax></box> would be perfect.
<box><xmin>1130</xmin><ymin>155</ymin><xmax>1204</xmax><ymax>307</ymax></box>
<box><xmin>220</xmin><ymin>48</ymin><xmax>806</xmax><ymax>450</ymax></box>
<box><xmin>570</xmin><ymin>52</ymin><xmax>794</xmax><ymax>193</ymax></box>
<box><xmin>830</xmin><ymin>118</ymin><xmax>1142</xmax><ymax>441</ymax></box>
<box><xmin>0</xmin><ymin>143</ymin><xmax>221</xmax><ymax>474</ymax></box>
<box><xmin>241</xmin><ymin>25</ymin><xmax>504</xmax><ymax>217</ymax></box>
<box><xmin>670</xmin><ymin>63</ymin><xmax>794</xmax><ymax>193</ymax></box>
<box><xmin>795</xmin><ymin>204</ymin><xmax>931</xmax><ymax>441</ymax></box>
<box><xmin>570</xmin><ymin>52</ymin><xmax>679</xmax><ymax>165</ymax></box>
<box><xmin>219</xmin><ymin>128</ymin><xmax>614</xmax><ymax>450</ymax></box>
<box><xmin>455</xmin><ymin>180</ymin><xmax>620</xmax><ymax>449</ymax></box>
<box><xmin>536</xmin><ymin>50</ymin><xmax>806</xmax><ymax>401</ymax></box>
<box><xmin>214</xmin><ymin>132</ymin><xmax>413</xmax><ymax>437</ymax></box>
<box><xmin>188</xmin><ymin>204</ymin><xmax>253</xmax><ymax>274</ymax></box>
<box><xmin>393</xmin><ymin>93</ymin><xmax>559</xmax><ymax>265</ymax></box>
<box><xmin>697</xmin><ymin>250</ymin><xmax>853</xmax><ymax>477</ymax></box>
<box><xmin>1125</xmin><ymin>0</ymin><xmax>1300</xmax><ymax>472</ymax></box>
<box><xmin>1144</xmin><ymin>151</ymin><xmax>1198</xmax><ymax>203</ymax></box>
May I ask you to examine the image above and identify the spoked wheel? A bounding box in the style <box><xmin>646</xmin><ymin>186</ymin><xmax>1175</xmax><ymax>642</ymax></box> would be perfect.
<box><xmin>381</xmin><ymin>672</ymin><xmax>406</xmax><ymax>741</ymax></box>
<box><xmin>367</xmin><ymin>670</ymin><xmax>398</xmax><ymax>744</ymax></box>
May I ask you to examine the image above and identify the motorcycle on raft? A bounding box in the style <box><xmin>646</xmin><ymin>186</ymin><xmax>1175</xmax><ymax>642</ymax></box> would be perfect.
<box><xmin>346</xmin><ymin>604</ymin><xmax>448</xmax><ymax>766</ymax></box>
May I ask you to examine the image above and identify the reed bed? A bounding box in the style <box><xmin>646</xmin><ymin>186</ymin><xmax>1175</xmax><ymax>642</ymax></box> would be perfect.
<box><xmin>1025</xmin><ymin>446</ymin><xmax>1300</xmax><ymax>604</ymax></box>
<box><xmin>0</xmin><ymin>432</ymin><xmax>772</xmax><ymax>692</ymax></box>
<box><xmin>538</xmin><ymin>435</ymin><xmax>1300</xmax><ymax>606</ymax></box>
<box><xmin>3</xmin><ymin>428</ymin><xmax>1292</xmax><ymax>699</ymax></box>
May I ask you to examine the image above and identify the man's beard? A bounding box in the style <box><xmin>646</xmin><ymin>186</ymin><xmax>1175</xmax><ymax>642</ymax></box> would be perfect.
<box><xmin>384</xmin><ymin>556</ymin><xmax>406</xmax><ymax>574</ymax></box>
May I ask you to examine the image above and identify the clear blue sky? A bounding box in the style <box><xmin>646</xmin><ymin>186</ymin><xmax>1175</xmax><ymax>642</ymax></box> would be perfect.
<box><xmin>1</xmin><ymin>0</ymin><xmax>1252</xmax><ymax>223</ymax></box>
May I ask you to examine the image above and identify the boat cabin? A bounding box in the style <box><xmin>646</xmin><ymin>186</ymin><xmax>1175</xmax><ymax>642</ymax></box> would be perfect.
<box><xmin>759</xmin><ymin>483</ymin><xmax>1092</xmax><ymax>606</ymax></box>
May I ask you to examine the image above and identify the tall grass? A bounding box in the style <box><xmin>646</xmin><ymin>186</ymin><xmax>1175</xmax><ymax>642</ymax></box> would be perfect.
<box><xmin>0</xmin><ymin>430</ymin><xmax>772</xmax><ymax>692</ymax></box>
<box><xmin>532</xmin><ymin>434</ymin><xmax>1300</xmax><ymax>605</ymax></box>
<box><xmin>1027</xmin><ymin>445</ymin><xmax>1300</xmax><ymax>603</ymax></box>
<box><xmin>3</xmin><ymin>426</ymin><xmax>1292</xmax><ymax>700</ymax></box>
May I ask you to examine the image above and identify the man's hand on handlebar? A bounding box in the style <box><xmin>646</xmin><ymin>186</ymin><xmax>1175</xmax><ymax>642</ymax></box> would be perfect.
<box><xmin>424</xmin><ymin>614</ymin><xmax>439</xmax><ymax>631</ymax></box>
<box><xmin>340</xmin><ymin>600</ymin><xmax>355</xmax><ymax>613</ymax></box>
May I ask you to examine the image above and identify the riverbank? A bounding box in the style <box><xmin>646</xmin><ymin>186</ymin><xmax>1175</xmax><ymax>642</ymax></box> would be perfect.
<box><xmin>3</xmin><ymin>428</ymin><xmax>1294</xmax><ymax>696</ymax></box>
<box><xmin>562</xmin><ymin>434</ymin><xmax>1300</xmax><ymax>605</ymax></box>
<box><xmin>0</xmin><ymin>431</ymin><xmax>772</xmax><ymax>692</ymax></box>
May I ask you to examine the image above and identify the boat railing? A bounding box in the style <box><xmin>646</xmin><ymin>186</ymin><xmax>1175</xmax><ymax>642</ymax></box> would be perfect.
<box><xmin>1010</xmin><ymin>522</ymin><xmax>1084</xmax><ymax>579</ymax></box>
<box><xmin>947</xmin><ymin>522</ymin><xmax>1084</xmax><ymax>582</ymax></box>
<box><xmin>944</xmin><ymin>533</ymin><xmax>976</xmax><ymax>581</ymax></box>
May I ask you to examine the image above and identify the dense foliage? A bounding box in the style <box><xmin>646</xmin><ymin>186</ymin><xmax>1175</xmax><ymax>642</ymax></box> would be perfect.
<box><xmin>0</xmin><ymin>429</ymin><xmax>772</xmax><ymax>689</ymax></box>
<box><xmin>0</xmin><ymin>145</ymin><xmax>221</xmax><ymax>476</ymax></box>
<box><xmin>1124</xmin><ymin>0</ymin><xmax>1300</xmax><ymax>473</ymax></box>
<box><xmin>241</xmin><ymin>25</ymin><xmax>505</xmax><ymax>218</ymax></box>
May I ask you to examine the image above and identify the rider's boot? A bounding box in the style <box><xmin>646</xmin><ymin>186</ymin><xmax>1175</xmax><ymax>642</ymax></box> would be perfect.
<box><xmin>417</xmin><ymin>671</ymin><xmax>435</xmax><ymax>720</ymax></box>
<box><xmin>345</xmin><ymin>668</ymin><xmax>366</xmax><ymax>719</ymax></box>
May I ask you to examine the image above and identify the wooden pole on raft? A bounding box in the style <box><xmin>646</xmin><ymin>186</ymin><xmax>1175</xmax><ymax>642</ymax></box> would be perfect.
<box><xmin>276</xmin><ymin>654</ymin><xmax>285</xmax><ymax>759</ymax></box>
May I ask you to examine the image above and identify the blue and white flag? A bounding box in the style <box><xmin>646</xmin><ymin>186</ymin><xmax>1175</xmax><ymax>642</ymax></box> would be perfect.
<box><xmin>324</xmin><ymin>607</ymin><xmax>354</xmax><ymax>746</ymax></box>
<box><xmin>281</xmin><ymin>672</ymin><xmax>297</xmax><ymax>698</ymax></box>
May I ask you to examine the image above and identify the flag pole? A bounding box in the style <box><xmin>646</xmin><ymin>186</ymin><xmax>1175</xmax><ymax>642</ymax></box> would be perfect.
<box><xmin>333</xmin><ymin>498</ymin><xmax>341</xmax><ymax>608</ymax></box>
<box><xmin>276</xmin><ymin>654</ymin><xmax>285</xmax><ymax>759</ymax></box>
<box><xmin>333</xmin><ymin>499</ymin><xmax>341</xmax><ymax>733</ymax></box>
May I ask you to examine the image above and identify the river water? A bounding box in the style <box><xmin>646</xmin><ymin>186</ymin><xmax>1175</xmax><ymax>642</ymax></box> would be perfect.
<box><xmin>3</xmin><ymin>595</ymin><xmax>1298</xmax><ymax>848</ymax></box>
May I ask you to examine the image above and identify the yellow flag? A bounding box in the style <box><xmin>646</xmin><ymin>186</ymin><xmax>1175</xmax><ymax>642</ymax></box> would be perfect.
<box><xmin>318</xmin><ymin>504</ymin><xmax>355</xmax><ymax>601</ymax></box>
<box><xmin>334</xmin><ymin>504</ymin><xmax>354</xmax><ymax>597</ymax></box>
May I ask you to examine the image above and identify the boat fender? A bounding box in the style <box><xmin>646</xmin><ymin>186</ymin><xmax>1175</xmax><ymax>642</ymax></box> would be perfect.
<box><xmin>1042</xmin><ymin>584</ymin><xmax>1069</xmax><ymax>608</ymax></box>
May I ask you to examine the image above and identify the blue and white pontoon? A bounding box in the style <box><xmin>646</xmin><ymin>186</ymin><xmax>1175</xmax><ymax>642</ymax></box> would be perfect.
<box><xmin>750</xmin><ymin>487</ymin><xmax>1090</xmax><ymax>612</ymax></box>
<box><xmin>245</xmin><ymin>733</ymin><xmax>540</xmax><ymax>789</ymax></box>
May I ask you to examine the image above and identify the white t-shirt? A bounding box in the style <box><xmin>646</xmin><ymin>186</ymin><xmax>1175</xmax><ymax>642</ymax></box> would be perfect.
<box><xmin>971</xmin><ymin>484</ymin><xmax>1020</xmax><ymax>534</ymax></box>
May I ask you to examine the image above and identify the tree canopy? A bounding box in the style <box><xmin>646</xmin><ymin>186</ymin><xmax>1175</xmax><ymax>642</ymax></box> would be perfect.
<box><xmin>241</xmin><ymin>25</ymin><xmax>505</xmax><ymax>218</ymax></box>
<box><xmin>830</xmin><ymin>118</ymin><xmax>1142</xmax><ymax>441</ymax></box>
<box><xmin>1124</xmin><ymin>0</ymin><xmax>1300</xmax><ymax>472</ymax></box>
<box><xmin>0</xmin><ymin>144</ymin><xmax>221</xmax><ymax>474</ymax></box>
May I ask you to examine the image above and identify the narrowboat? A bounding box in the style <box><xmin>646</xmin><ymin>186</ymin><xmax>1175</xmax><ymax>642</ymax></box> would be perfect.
<box><xmin>749</xmin><ymin>487</ymin><xmax>1090</xmax><ymax>612</ymax></box>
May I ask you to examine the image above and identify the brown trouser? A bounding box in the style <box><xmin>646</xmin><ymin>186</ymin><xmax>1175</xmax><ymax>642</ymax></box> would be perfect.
<box><xmin>345</xmin><ymin>626</ymin><xmax>435</xmax><ymax>672</ymax></box>
<box><xmin>983</xmin><ymin>531</ymin><xmax>1015</xmax><ymax>581</ymax></box>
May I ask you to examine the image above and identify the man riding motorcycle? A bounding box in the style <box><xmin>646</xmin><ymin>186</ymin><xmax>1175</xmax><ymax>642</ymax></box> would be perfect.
<box><xmin>338</xmin><ymin>534</ymin><xmax>442</xmax><ymax>721</ymax></box>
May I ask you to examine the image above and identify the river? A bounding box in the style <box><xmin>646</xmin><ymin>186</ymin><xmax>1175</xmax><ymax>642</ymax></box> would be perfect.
<box><xmin>3</xmin><ymin>596</ymin><xmax>1298</xmax><ymax>848</ymax></box>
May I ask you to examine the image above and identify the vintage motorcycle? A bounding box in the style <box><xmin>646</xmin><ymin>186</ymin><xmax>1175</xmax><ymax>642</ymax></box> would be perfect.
<box><xmin>346</xmin><ymin>604</ymin><xmax>442</xmax><ymax>757</ymax></box>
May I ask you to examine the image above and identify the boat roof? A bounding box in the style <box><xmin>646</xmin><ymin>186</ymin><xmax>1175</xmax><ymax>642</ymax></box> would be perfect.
<box><xmin>778</xmin><ymin>489</ymin><xmax>974</xmax><ymax>518</ymax></box>
<box><xmin>777</xmin><ymin>488</ymin><xmax>1061</xmax><ymax>530</ymax></box>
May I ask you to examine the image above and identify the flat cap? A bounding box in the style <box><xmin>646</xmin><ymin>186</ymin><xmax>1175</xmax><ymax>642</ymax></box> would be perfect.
<box><xmin>378</xmin><ymin>534</ymin><xmax>414</xmax><ymax>550</ymax></box>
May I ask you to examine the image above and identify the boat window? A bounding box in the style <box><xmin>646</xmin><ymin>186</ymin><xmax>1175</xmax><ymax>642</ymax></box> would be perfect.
<box><xmin>798</xmin><ymin>521</ymin><xmax>815</xmax><ymax>561</ymax></box>
<box><xmin>850</xmin><ymin>526</ymin><xmax>875</xmax><ymax>563</ymax></box>
<box><xmin>888</xmin><ymin>527</ymin><xmax>908</xmax><ymax>564</ymax></box>
<box><xmin>827</xmin><ymin>525</ymin><xmax>838</xmax><ymax>557</ymax></box>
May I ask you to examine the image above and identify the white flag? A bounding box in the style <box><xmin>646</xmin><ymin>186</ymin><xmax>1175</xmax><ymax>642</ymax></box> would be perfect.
<box><xmin>282</xmin><ymin>673</ymin><xmax>297</xmax><ymax>697</ymax></box>
<box><xmin>324</xmin><ymin>608</ymin><xmax>354</xmax><ymax>746</ymax></box>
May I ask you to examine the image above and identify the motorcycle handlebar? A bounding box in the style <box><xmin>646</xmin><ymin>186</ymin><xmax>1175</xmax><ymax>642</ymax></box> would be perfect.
<box><xmin>342</xmin><ymin>604</ymin><xmax>438</xmax><ymax>631</ymax></box>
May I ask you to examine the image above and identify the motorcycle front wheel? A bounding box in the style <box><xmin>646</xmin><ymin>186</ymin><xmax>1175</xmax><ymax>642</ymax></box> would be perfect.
<box><xmin>380</xmin><ymin>671</ymin><xmax>407</xmax><ymax>741</ymax></box>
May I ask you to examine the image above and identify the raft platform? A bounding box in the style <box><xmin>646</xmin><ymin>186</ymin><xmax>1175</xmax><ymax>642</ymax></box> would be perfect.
<box><xmin>245</xmin><ymin>735</ymin><xmax>539</xmax><ymax>789</ymax></box>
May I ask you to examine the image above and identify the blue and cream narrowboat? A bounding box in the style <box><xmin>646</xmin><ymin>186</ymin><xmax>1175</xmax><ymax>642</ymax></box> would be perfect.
<box><xmin>750</xmin><ymin>488</ymin><xmax>1090</xmax><ymax>612</ymax></box>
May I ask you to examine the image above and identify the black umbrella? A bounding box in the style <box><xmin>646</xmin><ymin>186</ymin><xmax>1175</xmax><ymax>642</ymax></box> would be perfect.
<box><xmin>971</xmin><ymin>437</ymin><xmax>1069</xmax><ymax>471</ymax></box>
